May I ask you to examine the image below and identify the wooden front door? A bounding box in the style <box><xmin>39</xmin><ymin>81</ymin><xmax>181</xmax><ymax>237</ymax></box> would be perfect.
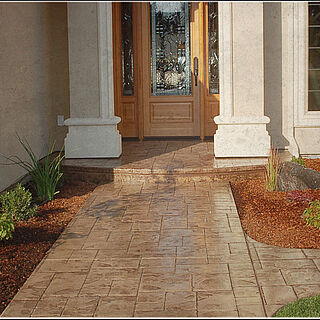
<box><xmin>113</xmin><ymin>2</ymin><xmax>219</xmax><ymax>139</ymax></box>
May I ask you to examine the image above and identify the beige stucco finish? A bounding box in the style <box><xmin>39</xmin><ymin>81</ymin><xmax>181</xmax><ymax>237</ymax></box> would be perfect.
<box><xmin>0</xmin><ymin>3</ymin><xmax>70</xmax><ymax>192</ymax></box>
<box><xmin>232</xmin><ymin>3</ymin><xmax>264</xmax><ymax>118</ymax></box>
<box><xmin>68</xmin><ymin>3</ymin><xmax>100</xmax><ymax>119</ymax></box>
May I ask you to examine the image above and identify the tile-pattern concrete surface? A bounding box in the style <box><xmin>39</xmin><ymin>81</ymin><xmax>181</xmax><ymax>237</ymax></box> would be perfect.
<box><xmin>2</xmin><ymin>179</ymin><xmax>320</xmax><ymax>317</ymax></box>
<box><xmin>63</xmin><ymin>140</ymin><xmax>291</xmax><ymax>171</ymax></box>
<box><xmin>63</xmin><ymin>140</ymin><xmax>216</xmax><ymax>172</ymax></box>
<box><xmin>247</xmin><ymin>236</ymin><xmax>320</xmax><ymax>316</ymax></box>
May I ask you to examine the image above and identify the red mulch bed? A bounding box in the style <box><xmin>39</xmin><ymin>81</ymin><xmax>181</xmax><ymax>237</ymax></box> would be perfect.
<box><xmin>0</xmin><ymin>181</ymin><xmax>97</xmax><ymax>314</ymax></box>
<box><xmin>231</xmin><ymin>158</ymin><xmax>320</xmax><ymax>249</ymax></box>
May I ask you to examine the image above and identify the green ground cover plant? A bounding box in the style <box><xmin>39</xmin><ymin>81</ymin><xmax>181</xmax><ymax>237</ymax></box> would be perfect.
<box><xmin>274</xmin><ymin>294</ymin><xmax>320</xmax><ymax>317</ymax></box>
<box><xmin>303</xmin><ymin>199</ymin><xmax>320</xmax><ymax>229</ymax></box>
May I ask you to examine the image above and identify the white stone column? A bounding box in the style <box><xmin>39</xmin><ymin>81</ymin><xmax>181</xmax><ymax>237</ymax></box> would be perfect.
<box><xmin>214</xmin><ymin>2</ymin><xmax>271</xmax><ymax>157</ymax></box>
<box><xmin>64</xmin><ymin>2</ymin><xmax>121</xmax><ymax>158</ymax></box>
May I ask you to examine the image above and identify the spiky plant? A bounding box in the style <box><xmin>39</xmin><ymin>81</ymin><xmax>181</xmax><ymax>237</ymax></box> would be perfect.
<box><xmin>1</xmin><ymin>135</ymin><xmax>65</xmax><ymax>203</ymax></box>
<box><xmin>265</xmin><ymin>145</ymin><xmax>280</xmax><ymax>191</ymax></box>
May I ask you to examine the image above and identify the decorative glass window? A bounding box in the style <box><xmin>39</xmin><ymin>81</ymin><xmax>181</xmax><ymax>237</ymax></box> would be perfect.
<box><xmin>308</xmin><ymin>2</ymin><xmax>320</xmax><ymax>110</ymax></box>
<box><xmin>150</xmin><ymin>2</ymin><xmax>191</xmax><ymax>96</ymax></box>
<box><xmin>208</xmin><ymin>2</ymin><xmax>219</xmax><ymax>94</ymax></box>
<box><xmin>121</xmin><ymin>3</ymin><xmax>134</xmax><ymax>96</ymax></box>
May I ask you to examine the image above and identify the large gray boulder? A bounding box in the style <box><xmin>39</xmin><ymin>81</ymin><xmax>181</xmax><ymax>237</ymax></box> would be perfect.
<box><xmin>277</xmin><ymin>161</ymin><xmax>320</xmax><ymax>191</ymax></box>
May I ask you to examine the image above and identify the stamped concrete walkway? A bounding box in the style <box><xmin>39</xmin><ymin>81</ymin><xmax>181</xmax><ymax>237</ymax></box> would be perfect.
<box><xmin>3</xmin><ymin>180</ymin><xmax>320</xmax><ymax>317</ymax></box>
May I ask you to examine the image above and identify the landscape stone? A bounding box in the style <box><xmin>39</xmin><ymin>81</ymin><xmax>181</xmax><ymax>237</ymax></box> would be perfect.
<box><xmin>277</xmin><ymin>161</ymin><xmax>320</xmax><ymax>191</ymax></box>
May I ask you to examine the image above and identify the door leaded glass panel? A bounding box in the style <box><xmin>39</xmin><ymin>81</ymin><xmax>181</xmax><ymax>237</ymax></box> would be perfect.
<box><xmin>208</xmin><ymin>2</ymin><xmax>219</xmax><ymax>94</ymax></box>
<box><xmin>150</xmin><ymin>2</ymin><xmax>191</xmax><ymax>96</ymax></box>
<box><xmin>121</xmin><ymin>3</ymin><xmax>134</xmax><ymax>96</ymax></box>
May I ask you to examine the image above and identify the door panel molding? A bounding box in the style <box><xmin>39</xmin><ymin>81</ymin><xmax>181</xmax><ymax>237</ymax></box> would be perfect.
<box><xmin>151</xmin><ymin>102</ymin><xmax>194</xmax><ymax>123</ymax></box>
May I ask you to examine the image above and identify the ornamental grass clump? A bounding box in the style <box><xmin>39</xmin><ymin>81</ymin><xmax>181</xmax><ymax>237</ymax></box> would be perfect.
<box><xmin>0</xmin><ymin>183</ymin><xmax>37</xmax><ymax>221</ymax></box>
<box><xmin>265</xmin><ymin>145</ymin><xmax>280</xmax><ymax>191</ymax></box>
<box><xmin>2</xmin><ymin>135</ymin><xmax>65</xmax><ymax>203</ymax></box>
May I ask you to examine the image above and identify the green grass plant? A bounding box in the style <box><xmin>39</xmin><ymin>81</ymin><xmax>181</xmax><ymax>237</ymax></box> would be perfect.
<box><xmin>291</xmin><ymin>155</ymin><xmax>306</xmax><ymax>167</ymax></box>
<box><xmin>265</xmin><ymin>145</ymin><xmax>280</xmax><ymax>191</ymax></box>
<box><xmin>2</xmin><ymin>135</ymin><xmax>65</xmax><ymax>203</ymax></box>
<box><xmin>274</xmin><ymin>294</ymin><xmax>320</xmax><ymax>317</ymax></box>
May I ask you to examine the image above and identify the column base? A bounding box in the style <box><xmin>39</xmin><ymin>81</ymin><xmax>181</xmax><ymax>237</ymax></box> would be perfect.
<box><xmin>64</xmin><ymin>117</ymin><xmax>122</xmax><ymax>158</ymax></box>
<box><xmin>214</xmin><ymin>116</ymin><xmax>271</xmax><ymax>157</ymax></box>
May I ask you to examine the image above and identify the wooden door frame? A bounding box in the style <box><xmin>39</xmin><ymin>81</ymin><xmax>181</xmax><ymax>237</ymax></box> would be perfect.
<box><xmin>203</xmin><ymin>2</ymin><xmax>220</xmax><ymax>137</ymax></box>
<box><xmin>112</xmin><ymin>2</ymin><xmax>219</xmax><ymax>140</ymax></box>
<box><xmin>112</xmin><ymin>2</ymin><xmax>141</xmax><ymax>138</ymax></box>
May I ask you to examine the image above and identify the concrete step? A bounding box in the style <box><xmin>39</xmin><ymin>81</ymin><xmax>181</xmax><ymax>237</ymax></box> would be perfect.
<box><xmin>62</xmin><ymin>163</ymin><xmax>265</xmax><ymax>184</ymax></box>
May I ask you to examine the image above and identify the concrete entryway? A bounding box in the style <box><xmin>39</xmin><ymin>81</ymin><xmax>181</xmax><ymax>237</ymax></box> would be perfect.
<box><xmin>3</xmin><ymin>180</ymin><xmax>261</xmax><ymax>317</ymax></box>
<box><xmin>2</xmin><ymin>141</ymin><xmax>319</xmax><ymax>317</ymax></box>
<box><xmin>62</xmin><ymin>140</ymin><xmax>269</xmax><ymax>184</ymax></box>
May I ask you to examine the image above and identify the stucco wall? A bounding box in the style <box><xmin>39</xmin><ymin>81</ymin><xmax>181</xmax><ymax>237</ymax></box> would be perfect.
<box><xmin>68</xmin><ymin>3</ymin><xmax>100</xmax><ymax>118</ymax></box>
<box><xmin>232</xmin><ymin>2</ymin><xmax>264</xmax><ymax>118</ymax></box>
<box><xmin>0</xmin><ymin>3</ymin><xmax>70</xmax><ymax>192</ymax></box>
<box><xmin>295</xmin><ymin>128</ymin><xmax>320</xmax><ymax>155</ymax></box>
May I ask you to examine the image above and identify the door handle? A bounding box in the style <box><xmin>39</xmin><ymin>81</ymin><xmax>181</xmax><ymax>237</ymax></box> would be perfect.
<box><xmin>194</xmin><ymin>57</ymin><xmax>199</xmax><ymax>86</ymax></box>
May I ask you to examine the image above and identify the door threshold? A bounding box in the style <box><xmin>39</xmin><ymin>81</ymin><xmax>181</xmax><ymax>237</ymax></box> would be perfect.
<box><xmin>143</xmin><ymin>136</ymin><xmax>202</xmax><ymax>141</ymax></box>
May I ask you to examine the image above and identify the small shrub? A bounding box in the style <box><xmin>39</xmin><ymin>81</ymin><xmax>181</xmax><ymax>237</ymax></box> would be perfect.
<box><xmin>303</xmin><ymin>200</ymin><xmax>320</xmax><ymax>229</ymax></box>
<box><xmin>265</xmin><ymin>145</ymin><xmax>280</xmax><ymax>191</ymax></box>
<box><xmin>291</xmin><ymin>155</ymin><xmax>306</xmax><ymax>167</ymax></box>
<box><xmin>0</xmin><ymin>213</ymin><xmax>14</xmax><ymax>241</ymax></box>
<box><xmin>0</xmin><ymin>183</ymin><xmax>37</xmax><ymax>221</ymax></box>
<box><xmin>2</xmin><ymin>135</ymin><xmax>65</xmax><ymax>203</ymax></box>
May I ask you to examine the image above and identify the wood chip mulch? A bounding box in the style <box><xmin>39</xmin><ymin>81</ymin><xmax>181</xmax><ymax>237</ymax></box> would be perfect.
<box><xmin>231</xmin><ymin>158</ymin><xmax>320</xmax><ymax>249</ymax></box>
<box><xmin>0</xmin><ymin>181</ymin><xmax>98</xmax><ymax>314</ymax></box>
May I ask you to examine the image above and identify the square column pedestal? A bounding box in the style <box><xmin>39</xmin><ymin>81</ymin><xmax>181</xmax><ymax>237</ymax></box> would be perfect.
<box><xmin>65</xmin><ymin>3</ymin><xmax>122</xmax><ymax>159</ymax></box>
<box><xmin>214</xmin><ymin>116</ymin><xmax>271</xmax><ymax>157</ymax></box>
<box><xmin>64</xmin><ymin>117</ymin><xmax>121</xmax><ymax>158</ymax></box>
<box><xmin>215</xmin><ymin>2</ymin><xmax>271</xmax><ymax>158</ymax></box>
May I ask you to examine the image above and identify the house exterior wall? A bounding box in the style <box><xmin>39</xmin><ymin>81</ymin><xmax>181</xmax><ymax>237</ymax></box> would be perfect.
<box><xmin>68</xmin><ymin>3</ymin><xmax>100</xmax><ymax>118</ymax></box>
<box><xmin>0</xmin><ymin>3</ymin><xmax>70</xmax><ymax>192</ymax></box>
<box><xmin>280</xmin><ymin>2</ymin><xmax>320</xmax><ymax>156</ymax></box>
<box><xmin>260</xmin><ymin>2</ymin><xmax>319</xmax><ymax>156</ymax></box>
<box><xmin>291</xmin><ymin>3</ymin><xmax>320</xmax><ymax>156</ymax></box>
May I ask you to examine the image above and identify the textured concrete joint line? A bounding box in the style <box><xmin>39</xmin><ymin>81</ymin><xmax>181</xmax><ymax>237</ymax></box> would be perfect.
<box><xmin>228</xmin><ymin>181</ymin><xmax>268</xmax><ymax>318</ymax></box>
